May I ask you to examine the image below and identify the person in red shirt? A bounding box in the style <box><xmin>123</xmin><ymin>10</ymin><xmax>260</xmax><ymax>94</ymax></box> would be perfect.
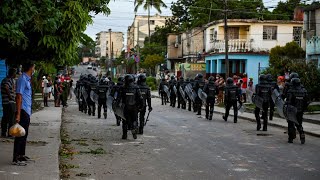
<box><xmin>242</xmin><ymin>73</ymin><xmax>248</xmax><ymax>103</ymax></box>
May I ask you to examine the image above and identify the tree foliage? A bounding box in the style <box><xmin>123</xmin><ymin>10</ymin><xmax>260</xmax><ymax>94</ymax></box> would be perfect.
<box><xmin>134</xmin><ymin>0</ymin><xmax>167</xmax><ymax>13</ymax></box>
<box><xmin>265</xmin><ymin>42</ymin><xmax>320</xmax><ymax>99</ymax></box>
<box><xmin>140</xmin><ymin>54</ymin><xmax>165</xmax><ymax>71</ymax></box>
<box><xmin>0</xmin><ymin>0</ymin><xmax>110</xmax><ymax>65</ymax></box>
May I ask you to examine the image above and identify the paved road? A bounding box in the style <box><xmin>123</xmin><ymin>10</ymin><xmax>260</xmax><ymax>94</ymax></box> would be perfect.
<box><xmin>60</xmin><ymin>66</ymin><xmax>320</xmax><ymax>180</ymax></box>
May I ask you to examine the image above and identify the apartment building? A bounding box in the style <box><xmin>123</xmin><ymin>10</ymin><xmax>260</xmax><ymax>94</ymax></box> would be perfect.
<box><xmin>95</xmin><ymin>31</ymin><xmax>124</xmax><ymax>59</ymax></box>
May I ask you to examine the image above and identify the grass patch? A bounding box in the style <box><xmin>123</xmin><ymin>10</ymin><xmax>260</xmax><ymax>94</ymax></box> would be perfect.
<box><xmin>245</xmin><ymin>103</ymin><xmax>256</xmax><ymax>109</ymax></box>
<box><xmin>72</xmin><ymin>138</ymin><xmax>88</xmax><ymax>142</ymax></box>
<box><xmin>307</xmin><ymin>105</ymin><xmax>320</xmax><ymax>112</ymax></box>
<box><xmin>59</xmin><ymin>164</ymin><xmax>79</xmax><ymax>169</ymax></box>
<box><xmin>76</xmin><ymin>142</ymin><xmax>89</xmax><ymax>146</ymax></box>
<box><xmin>76</xmin><ymin>173</ymin><xmax>91</xmax><ymax>177</ymax></box>
<box><xmin>80</xmin><ymin>147</ymin><xmax>106</xmax><ymax>155</ymax></box>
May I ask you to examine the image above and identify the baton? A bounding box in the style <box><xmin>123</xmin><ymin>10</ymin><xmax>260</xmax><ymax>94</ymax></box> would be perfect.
<box><xmin>144</xmin><ymin>110</ymin><xmax>151</xmax><ymax>126</ymax></box>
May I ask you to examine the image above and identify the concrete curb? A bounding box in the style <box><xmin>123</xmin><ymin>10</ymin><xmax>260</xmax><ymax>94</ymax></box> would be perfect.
<box><xmin>151</xmin><ymin>94</ymin><xmax>320</xmax><ymax>138</ymax></box>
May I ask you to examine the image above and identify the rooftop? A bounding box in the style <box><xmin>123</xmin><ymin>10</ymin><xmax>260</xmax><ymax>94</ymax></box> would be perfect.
<box><xmin>205</xmin><ymin>19</ymin><xmax>303</xmax><ymax>27</ymax></box>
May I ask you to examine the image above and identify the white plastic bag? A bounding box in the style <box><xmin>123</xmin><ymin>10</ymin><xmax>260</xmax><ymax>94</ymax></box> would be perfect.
<box><xmin>9</xmin><ymin>123</ymin><xmax>26</xmax><ymax>137</ymax></box>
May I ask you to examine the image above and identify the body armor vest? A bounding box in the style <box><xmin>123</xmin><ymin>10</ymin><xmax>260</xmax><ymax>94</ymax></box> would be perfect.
<box><xmin>287</xmin><ymin>87</ymin><xmax>307</xmax><ymax>112</ymax></box>
<box><xmin>98</xmin><ymin>84</ymin><xmax>108</xmax><ymax>99</ymax></box>
<box><xmin>258</xmin><ymin>84</ymin><xmax>271</xmax><ymax>103</ymax></box>
<box><xmin>207</xmin><ymin>84</ymin><xmax>216</xmax><ymax>98</ymax></box>
<box><xmin>225</xmin><ymin>85</ymin><xmax>238</xmax><ymax>102</ymax></box>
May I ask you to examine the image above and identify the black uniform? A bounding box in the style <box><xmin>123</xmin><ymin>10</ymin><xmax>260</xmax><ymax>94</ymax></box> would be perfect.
<box><xmin>168</xmin><ymin>77</ymin><xmax>177</xmax><ymax>107</ymax></box>
<box><xmin>75</xmin><ymin>77</ymin><xmax>84</xmax><ymax>112</ymax></box>
<box><xmin>203</xmin><ymin>77</ymin><xmax>218</xmax><ymax>120</ymax></box>
<box><xmin>158</xmin><ymin>79</ymin><xmax>168</xmax><ymax>105</ymax></box>
<box><xmin>193</xmin><ymin>74</ymin><xmax>205</xmax><ymax>115</ymax></box>
<box><xmin>285</xmin><ymin>78</ymin><xmax>308</xmax><ymax>144</ymax></box>
<box><xmin>81</xmin><ymin>76</ymin><xmax>89</xmax><ymax>114</ymax></box>
<box><xmin>177</xmin><ymin>77</ymin><xmax>186</xmax><ymax>109</ymax></box>
<box><xmin>190</xmin><ymin>79</ymin><xmax>196</xmax><ymax>112</ymax></box>
<box><xmin>223</xmin><ymin>78</ymin><xmax>241</xmax><ymax>123</ymax></box>
<box><xmin>254</xmin><ymin>75</ymin><xmax>272</xmax><ymax>131</ymax></box>
<box><xmin>119</xmin><ymin>75</ymin><xmax>143</xmax><ymax>139</ymax></box>
<box><xmin>87</xmin><ymin>77</ymin><xmax>97</xmax><ymax>116</ymax></box>
<box><xmin>137</xmin><ymin>75</ymin><xmax>152</xmax><ymax>135</ymax></box>
<box><xmin>97</xmin><ymin>80</ymin><xmax>108</xmax><ymax>119</ymax></box>
<box><xmin>185</xmin><ymin>78</ymin><xmax>192</xmax><ymax>111</ymax></box>
<box><xmin>266</xmin><ymin>75</ymin><xmax>278</xmax><ymax>121</ymax></box>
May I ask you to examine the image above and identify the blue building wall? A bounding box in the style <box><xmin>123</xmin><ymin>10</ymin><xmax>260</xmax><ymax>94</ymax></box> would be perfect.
<box><xmin>306</xmin><ymin>36</ymin><xmax>320</xmax><ymax>68</ymax></box>
<box><xmin>205</xmin><ymin>54</ymin><xmax>269</xmax><ymax>85</ymax></box>
<box><xmin>0</xmin><ymin>59</ymin><xmax>8</xmax><ymax>119</ymax></box>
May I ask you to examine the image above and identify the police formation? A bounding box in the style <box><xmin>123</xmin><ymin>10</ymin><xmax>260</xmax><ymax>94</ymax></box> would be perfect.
<box><xmin>159</xmin><ymin>73</ymin><xmax>309</xmax><ymax>144</ymax></box>
<box><xmin>74</xmin><ymin>74</ymin><xmax>152</xmax><ymax>140</ymax></box>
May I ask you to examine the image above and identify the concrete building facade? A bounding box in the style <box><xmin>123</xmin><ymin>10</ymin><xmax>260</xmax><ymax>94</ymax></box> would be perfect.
<box><xmin>95</xmin><ymin>31</ymin><xmax>124</xmax><ymax>59</ymax></box>
<box><xmin>127</xmin><ymin>14</ymin><xmax>171</xmax><ymax>51</ymax></box>
<box><xmin>204</xmin><ymin>19</ymin><xmax>304</xmax><ymax>84</ymax></box>
<box><xmin>304</xmin><ymin>4</ymin><xmax>320</xmax><ymax>67</ymax></box>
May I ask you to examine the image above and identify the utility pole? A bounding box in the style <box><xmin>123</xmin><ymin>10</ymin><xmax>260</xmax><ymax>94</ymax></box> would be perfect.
<box><xmin>208</xmin><ymin>2</ymin><xmax>213</xmax><ymax>23</ymax></box>
<box><xmin>224</xmin><ymin>0</ymin><xmax>229</xmax><ymax>79</ymax></box>
<box><xmin>108</xmin><ymin>28</ymin><xmax>112</xmax><ymax>77</ymax></box>
<box><xmin>136</xmin><ymin>21</ymin><xmax>140</xmax><ymax>73</ymax></box>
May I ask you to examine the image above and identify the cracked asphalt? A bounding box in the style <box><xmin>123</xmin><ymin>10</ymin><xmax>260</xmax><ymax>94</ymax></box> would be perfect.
<box><xmin>60</xmin><ymin>66</ymin><xmax>320</xmax><ymax>180</ymax></box>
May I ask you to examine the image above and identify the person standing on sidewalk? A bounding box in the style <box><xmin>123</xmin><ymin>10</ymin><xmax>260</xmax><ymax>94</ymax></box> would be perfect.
<box><xmin>13</xmin><ymin>62</ymin><xmax>35</xmax><ymax>166</ymax></box>
<box><xmin>1</xmin><ymin>68</ymin><xmax>17</xmax><ymax>137</ymax></box>
<box><xmin>42</xmin><ymin>76</ymin><xmax>49</xmax><ymax>107</ymax></box>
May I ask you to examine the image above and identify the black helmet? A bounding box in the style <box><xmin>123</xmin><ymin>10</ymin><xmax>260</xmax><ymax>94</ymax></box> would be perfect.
<box><xmin>291</xmin><ymin>78</ymin><xmax>301</xmax><ymax>86</ymax></box>
<box><xmin>259</xmin><ymin>74</ymin><xmax>266</xmax><ymax>82</ymax></box>
<box><xmin>190</xmin><ymin>78</ymin><xmax>195</xmax><ymax>82</ymax></box>
<box><xmin>179</xmin><ymin>77</ymin><xmax>184</xmax><ymax>82</ymax></box>
<box><xmin>161</xmin><ymin>78</ymin><xmax>166</xmax><ymax>81</ymax></box>
<box><xmin>118</xmin><ymin>77</ymin><xmax>124</xmax><ymax>82</ymax></box>
<box><xmin>289</xmin><ymin>72</ymin><xmax>299</xmax><ymax>80</ymax></box>
<box><xmin>208</xmin><ymin>76</ymin><xmax>215</xmax><ymax>83</ymax></box>
<box><xmin>226</xmin><ymin>77</ymin><xmax>233</xmax><ymax>85</ymax></box>
<box><xmin>266</xmin><ymin>74</ymin><xmax>273</xmax><ymax>82</ymax></box>
<box><xmin>138</xmin><ymin>74</ymin><xmax>146</xmax><ymax>83</ymax></box>
<box><xmin>185</xmin><ymin>78</ymin><xmax>190</xmax><ymax>82</ymax></box>
<box><xmin>196</xmin><ymin>73</ymin><xmax>203</xmax><ymax>79</ymax></box>
<box><xmin>124</xmin><ymin>74</ymin><xmax>134</xmax><ymax>85</ymax></box>
<box><xmin>171</xmin><ymin>76</ymin><xmax>175</xmax><ymax>80</ymax></box>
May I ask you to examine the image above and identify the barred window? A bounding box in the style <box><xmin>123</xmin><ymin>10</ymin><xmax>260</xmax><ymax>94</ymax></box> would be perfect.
<box><xmin>263</xmin><ymin>26</ymin><xmax>277</xmax><ymax>40</ymax></box>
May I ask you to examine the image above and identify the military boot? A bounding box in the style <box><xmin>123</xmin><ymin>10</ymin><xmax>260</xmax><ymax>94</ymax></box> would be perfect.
<box><xmin>139</xmin><ymin>126</ymin><xmax>144</xmax><ymax>135</ymax></box>
<box><xmin>122</xmin><ymin>125</ymin><xmax>128</xmax><ymax>140</ymax></box>
<box><xmin>300</xmin><ymin>133</ymin><xmax>305</xmax><ymax>144</ymax></box>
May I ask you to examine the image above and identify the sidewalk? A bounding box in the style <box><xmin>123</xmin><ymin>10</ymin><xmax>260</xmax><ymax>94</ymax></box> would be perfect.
<box><xmin>0</xmin><ymin>105</ymin><xmax>62</xmax><ymax>180</ymax></box>
<box><xmin>151</xmin><ymin>91</ymin><xmax>320</xmax><ymax>137</ymax></box>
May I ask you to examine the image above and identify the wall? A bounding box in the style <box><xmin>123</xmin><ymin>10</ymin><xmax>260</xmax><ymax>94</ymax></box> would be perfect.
<box><xmin>167</xmin><ymin>34</ymin><xmax>182</xmax><ymax>59</ymax></box>
<box><xmin>96</xmin><ymin>32</ymin><xmax>124</xmax><ymax>58</ymax></box>
<box><xmin>0</xmin><ymin>60</ymin><xmax>7</xmax><ymax>119</ymax></box>
<box><xmin>205</xmin><ymin>54</ymin><xmax>269</xmax><ymax>85</ymax></box>
<box><xmin>317</xmin><ymin>9</ymin><xmax>320</xmax><ymax>36</ymax></box>
<box><xmin>205</xmin><ymin>21</ymin><xmax>304</xmax><ymax>52</ymax></box>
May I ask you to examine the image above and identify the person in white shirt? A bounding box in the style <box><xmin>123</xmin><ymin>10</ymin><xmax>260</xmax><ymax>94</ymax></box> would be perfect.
<box><xmin>42</xmin><ymin>76</ymin><xmax>50</xmax><ymax>107</ymax></box>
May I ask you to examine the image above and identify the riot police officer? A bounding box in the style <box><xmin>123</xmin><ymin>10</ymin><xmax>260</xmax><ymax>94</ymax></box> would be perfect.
<box><xmin>185</xmin><ymin>78</ymin><xmax>192</xmax><ymax>111</ymax></box>
<box><xmin>266</xmin><ymin>74</ymin><xmax>278</xmax><ymax>121</ymax></box>
<box><xmin>137</xmin><ymin>75</ymin><xmax>152</xmax><ymax>135</ymax></box>
<box><xmin>223</xmin><ymin>77</ymin><xmax>241</xmax><ymax>123</ymax></box>
<box><xmin>203</xmin><ymin>76</ymin><xmax>218</xmax><ymax>120</ymax></box>
<box><xmin>193</xmin><ymin>74</ymin><xmax>205</xmax><ymax>115</ymax></box>
<box><xmin>76</xmin><ymin>75</ymin><xmax>84</xmax><ymax>112</ymax></box>
<box><xmin>190</xmin><ymin>78</ymin><xmax>196</xmax><ymax>112</ymax></box>
<box><xmin>87</xmin><ymin>76</ymin><xmax>97</xmax><ymax>116</ymax></box>
<box><xmin>119</xmin><ymin>75</ymin><xmax>143</xmax><ymax>139</ymax></box>
<box><xmin>158</xmin><ymin>78</ymin><xmax>168</xmax><ymax>105</ymax></box>
<box><xmin>97</xmin><ymin>78</ymin><xmax>109</xmax><ymax>119</ymax></box>
<box><xmin>110</xmin><ymin>77</ymin><xmax>124</xmax><ymax>126</ymax></box>
<box><xmin>254</xmin><ymin>74</ymin><xmax>272</xmax><ymax>131</ymax></box>
<box><xmin>168</xmin><ymin>76</ymin><xmax>177</xmax><ymax>107</ymax></box>
<box><xmin>177</xmin><ymin>77</ymin><xmax>186</xmax><ymax>109</ymax></box>
<box><xmin>285</xmin><ymin>78</ymin><xmax>308</xmax><ymax>144</ymax></box>
<box><xmin>81</xmin><ymin>75</ymin><xmax>89</xmax><ymax>114</ymax></box>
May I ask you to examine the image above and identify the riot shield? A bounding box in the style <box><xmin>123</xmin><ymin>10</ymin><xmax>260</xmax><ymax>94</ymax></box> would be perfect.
<box><xmin>272</xmin><ymin>89</ymin><xmax>285</xmax><ymax>118</ymax></box>
<box><xmin>163</xmin><ymin>85</ymin><xmax>170</xmax><ymax>98</ymax></box>
<box><xmin>198</xmin><ymin>89</ymin><xmax>207</xmax><ymax>105</ymax></box>
<box><xmin>112</xmin><ymin>99</ymin><xmax>126</xmax><ymax>120</ymax></box>
<box><xmin>81</xmin><ymin>87</ymin><xmax>88</xmax><ymax>103</ymax></box>
<box><xmin>185</xmin><ymin>84</ymin><xmax>195</xmax><ymax>102</ymax></box>
<box><xmin>107</xmin><ymin>95</ymin><xmax>114</xmax><ymax>112</ymax></box>
<box><xmin>90</xmin><ymin>90</ymin><xmax>99</xmax><ymax>104</ymax></box>
<box><xmin>283</xmin><ymin>104</ymin><xmax>299</xmax><ymax>125</ymax></box>
<box><xmin>237</xmin><ymin>102</ymin><xmax>246</xmax><ymax>114</ymax></box>
<box><xmin>173</xmin><ymin>85</ymin><xmax>177</xmax><ymax>95</ymax></box>
<box><xmin>179</xmin><ymin>86</ymin><xmax>187</xmax><ymax>103</ymax></box>
<box><xmin>252</xmin><ymin>94</ymin><xmax>263</xmax><ymax>109</ymax></box>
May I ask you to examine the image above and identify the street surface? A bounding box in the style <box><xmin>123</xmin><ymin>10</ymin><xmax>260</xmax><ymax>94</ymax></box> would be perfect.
<box><xmin>59</xmin><ymin>66</ymin><xmax>320</xmax><ymax>180</ymax></box>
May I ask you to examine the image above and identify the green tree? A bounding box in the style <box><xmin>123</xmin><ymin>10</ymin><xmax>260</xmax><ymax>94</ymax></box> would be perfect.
<box><xmin>140</xmin><ymin>54</ymin><xmax>165</xmax><ymax>75</ymax></box>
<box><xmin>265</xmin><ymin>42</ymin><xmax>320</xmax><ymax>99</ymax></box>
<box><xmin>134</xmin><ymin>0</ymin><xmax>167</xmax><ymax>43</ymax></box>
<box><xmin>0</xmin><ymin>0</ymin><xmax>110</xmax><ymax>65</ymax></box>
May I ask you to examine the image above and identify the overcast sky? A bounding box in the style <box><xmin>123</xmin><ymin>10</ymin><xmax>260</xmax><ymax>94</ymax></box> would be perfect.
<box><xmin>85</xmin><ymin>0</ymin><xmax>281</xmax><ymax>44</ymax></box>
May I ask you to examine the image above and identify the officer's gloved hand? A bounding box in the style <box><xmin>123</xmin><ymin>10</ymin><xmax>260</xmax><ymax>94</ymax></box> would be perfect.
<box><xmin>148</xmin><ymin>107</ymin><xmax>153</xmax><ymax>112</ymax></box>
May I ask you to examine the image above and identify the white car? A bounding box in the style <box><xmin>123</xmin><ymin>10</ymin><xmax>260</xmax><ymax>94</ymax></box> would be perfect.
<box><xmin>87</xmin><ymin>65</ymin><xmax>92</xmax><ymax>69</ymax></box>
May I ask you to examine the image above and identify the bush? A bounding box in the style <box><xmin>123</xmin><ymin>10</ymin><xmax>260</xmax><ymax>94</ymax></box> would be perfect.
<box><xmin>146</xmin><ymin>76</ymin><xmax>157</xmax><ymax>91</ymax></box>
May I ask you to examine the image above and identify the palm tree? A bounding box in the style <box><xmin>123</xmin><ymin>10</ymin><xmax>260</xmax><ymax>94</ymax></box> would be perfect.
<box><xmin>134</xmin><ymin>0</ymin><xmax>167</xmax><ymax>43</ymax></box>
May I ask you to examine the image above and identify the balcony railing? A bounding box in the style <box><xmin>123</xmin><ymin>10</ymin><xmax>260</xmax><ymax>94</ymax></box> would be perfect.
<box><xmin>209</xmin><ymin>39</ymin><xmax>252</xmax><ymax>53</ymax></box>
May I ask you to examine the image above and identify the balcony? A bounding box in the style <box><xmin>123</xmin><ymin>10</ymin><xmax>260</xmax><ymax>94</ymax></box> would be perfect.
<box><xmin>209</xmin><ymin>39</ymin><xmax>252</xmax><ymax>53</ymax></box>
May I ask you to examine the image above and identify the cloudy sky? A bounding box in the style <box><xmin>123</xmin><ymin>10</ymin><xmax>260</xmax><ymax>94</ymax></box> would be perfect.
<box><xmin>85</xmin><ymin>0</ymin><xmax>281</xmax><ymax>43</ymax></box>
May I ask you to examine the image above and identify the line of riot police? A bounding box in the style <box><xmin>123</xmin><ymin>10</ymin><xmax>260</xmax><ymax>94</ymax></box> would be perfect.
<box><xmin>74</xmin><ymin>74</ymin><xmax>152</xmax><ymax>140</ymax></box>
<box><xmin>159</xmin><ymin>72</ymin><xmax>309</xmax><ymax>144</ymax></box>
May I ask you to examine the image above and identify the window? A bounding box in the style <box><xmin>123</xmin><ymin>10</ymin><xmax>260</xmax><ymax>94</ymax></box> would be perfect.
<box><xmin>293</xmin><ymin>27</ymin><xmax>302</xmax><ymax>46</ymax></box>
<box><xmin>150</xmin><ymin>20</ymin><xmax>155</xmax><ymax>25</ymax></box>
<box><xmin>263</xmin><ymin>26</ymin><xmax>277</xmax><ymax>40</ymax></box>
<box><xmin>209</xmin><ymin>28</ymin><xmax>217</xmax><ymax>41</ymax></box>
<box><xmin>228</xmin><ymin>27</ymin><xmax>239</xmax><ymax>39</ymax></box>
